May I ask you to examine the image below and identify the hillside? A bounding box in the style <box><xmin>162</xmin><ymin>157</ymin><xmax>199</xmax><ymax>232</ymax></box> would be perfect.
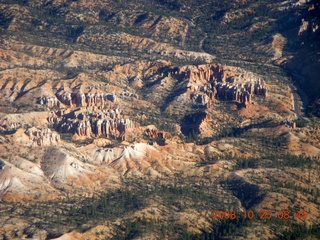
<box><xmin>0</xmin><ymin>0</ymin><xmax>320</xmax><ymax>239</ymax></box>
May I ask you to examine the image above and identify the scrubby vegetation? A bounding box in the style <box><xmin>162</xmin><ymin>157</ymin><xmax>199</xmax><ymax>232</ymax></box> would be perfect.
<box><xmin>2</xmin><ymin>174</ymin><xmax>318</xmax><ymax>239</ymax></box>
<box><xmin>0</xmin><ymin>0</ymin><xmax>319</xmax><ymax>239</ymax></box>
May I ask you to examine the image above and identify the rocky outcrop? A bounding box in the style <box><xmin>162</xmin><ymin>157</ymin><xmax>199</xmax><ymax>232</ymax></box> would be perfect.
<box><xmin>191</xmin><ymin>93</ymin><xmax>211</xmax><ymax>108</ymax></box>
<box><xmin>76</xmin><ymin>120</ymin><xmax>92</xmax><ymax>137</ymax></box>
<box><xmin>35</xmin><ymin>86</ymin><xmax>118</xmax><ymax>109</ymax></box>
<box><xmin>167</xmin><ymin>64</ymin><xmax>267</xmax><ymax>107</ymax></box>
<box><xmin>9</xmin><ymin>126</ymin><xmax>61</xmax><ymax>146</ymax></box>
<box><xmin>144</xmin><ymin>125</ymin><xmax>158</xmax><ymax>138</ymax></box>
<box><xmin>144</xmin><ymin>126</ymin><xmax>171</xmax><ymax>140</ymax></box>
<box><xmin>119</xmin><ymin>90</ymin><xmax>139</xmax><ymax>99</ymax></box>
<box><xmin>168</xmin><ymin>64</ymin><xmax>224</xmax><ymax>83</ymax></box>
<box><xmin>24</xmin><ymin>127</ymin><xmax>60</xmax><ymax>146</ymax></box>
<box><xmin>55</xmin><ymin>88</ymin><xmax>117</xmax><ymax>108</ymax></box>
<box><xmin>56</xmin><ymin>89</ymin><xmax>73</xmax><ymax>106</ymax></box>
<box><xmin>180</xmin><ymin>111</ymin><xmax>215</xmax><ymax>137</ymax></box>
<box><xmin>37</xmin><ymin>96</ymin><xmax>60</xmax><ymax>108</ymax></box>
<box><xmin>50</xmin><ymin>107</ymin><xmax>139</xmax><ymax>140</ymax></box>
<box><xmin>0</xmin><ymin>118</ymin><xmax>21</xmax><ymax>132</ymax></box>
<box><xmin>215</xmin><ymin>83</ymin><xmax>252</xmax><ymax>105</ymax></box>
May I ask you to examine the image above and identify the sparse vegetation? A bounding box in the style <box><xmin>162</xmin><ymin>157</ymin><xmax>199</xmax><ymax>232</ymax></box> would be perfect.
<box><xmin>0</xmin><ymin>0</ymin><xmax>319</xmax><ymax>239</ymax></box>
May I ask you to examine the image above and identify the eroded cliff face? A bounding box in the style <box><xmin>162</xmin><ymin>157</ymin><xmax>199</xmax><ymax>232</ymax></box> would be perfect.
<box><xmin>0</xmin><ymin>0</ymin><xmax>320</xmax><ymax>239</ymax></box>
<box><xmin>50</xmin><ymin>107</ymin><xmax>139</xmax><ymax>140</ymax></box>
<box><xmin>0</xmin><ymin>57</ymin><xmax>290</xmax><ymax>145</ymax></box>
<box><xmin>166</xmin><ymin>64</ymin><xmax>267</xmax><ymax>109</ymax></box>
<box><xmin>0</xmin><ymin>59</ymin><xmax>272</xmax><ymax>141</ymax></box>
<box><xmin>36</xmin><ymin>84</ymin><xmax>139</xmax><ymax>140</ymax></box>
<box><xmin>53</xmin><ymin>87</ymin><xmax>117</xmax><ymax>108</ymax></box>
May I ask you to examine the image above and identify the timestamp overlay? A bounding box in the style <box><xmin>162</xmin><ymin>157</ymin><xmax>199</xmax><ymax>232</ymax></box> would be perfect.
<box><xmin>211</xmin><ymin>209</ymin><xmax>308</xmax><ymax>221</ymax></box>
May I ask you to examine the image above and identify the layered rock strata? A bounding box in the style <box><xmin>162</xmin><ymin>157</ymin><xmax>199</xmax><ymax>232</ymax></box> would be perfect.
<box><xmin>168</xmin><ymin>64</ymin><xmax>267</xmax><ymax>107</ymax></box>
<box><xmin>37</xmin><ymin>87</ymin><xmax>118</xmax><ymax>108</ymax></box>
<box><xmin>55</xmin><ymin>88</ymin><xmax>117</xmax><ymax>108</ymax></box>
<box><xmin>50</xmin><ymin>108</ymin><xmax>139</xmax><ymax>140</ymax></box>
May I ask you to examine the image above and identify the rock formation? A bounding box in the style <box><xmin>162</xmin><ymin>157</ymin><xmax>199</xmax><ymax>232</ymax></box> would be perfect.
<box><xmin>167</xmin><ymin>64</ymin><xmax>267</xmax><ymax>107</ymax></box>
<box><xmin>0</xmin><ymin>118</ymin><xmax>21</xmax><ymax>132</ymax></box>
<box><xmin>144</xmin><ymin>126</ymin><xmax>171</xmax><ymax>140</ymax></box>
<box><xmin>168</xmin><ymin>64</ymin><xmax>224</xmax><ymax>83</ymax></box>
<box><xmin>55</xmin><ymin>87</ymin><xmax>117</xmax><ymax>108</ymax></box>
<box><xmin>37</xmin><ymin>96</ymin><xmax>60</xmax><ymax>108</ymax></box>
<box><xmin>50</xmin><ymin>107</ymin><xmax>139</xmax><ymax>140</ymax></box>
<box><xmin>35</xmin><ymin>86</ymin><xmax>118</xmax><ymax>109</ymax></box>
<box><xmin>145</xmin><ymin>126</ymin><xmax>158</xmax><ymax>138</ymax></box>
<box><xmin>24</xmin><ymin>127</ymin><xmax>60</xmax><ymax>146</ymax></box>
<box><xmin>119</xmin><ymin>90</ymin><xmax>139</xmax><ymax>99</ymax></box>
<box><xmin>191</xmin><ymin>93</ymin><xmax>211</xmax><ymax>108</ymax></box>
